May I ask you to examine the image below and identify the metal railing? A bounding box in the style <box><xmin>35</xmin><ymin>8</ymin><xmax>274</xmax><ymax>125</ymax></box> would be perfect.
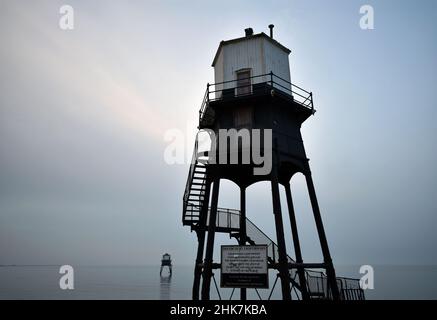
<box><xmin>183</xmin><ymin>138</ymin><xmax>200</xmax><ymax>216</ymax></box>
<box><xmin>338</xmin><ymin>276</ymin><xmax>366</xmax><ymax>300</ymax></box>
<box><xmin>207</xmin><ymin>207</ymin><xmax>240</xmax><ymax>231</ymax></box>
<box><xmin>182</xmin><ymin>136</ymin><xmax>209</xmax><ymax>226</ymax></box>
<box><xmin>199</xmin><ymin>72</ymin><xmax>314</xmax><ymax>125</ymax></box>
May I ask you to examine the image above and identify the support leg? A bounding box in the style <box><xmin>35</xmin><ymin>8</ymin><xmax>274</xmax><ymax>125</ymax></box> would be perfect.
<box><xmin>201</xmin><ymin>178</ymin><xmax>220</xmax><ymax>300</ymax></box>
<box><xmin>284</xmin><ymin>183</ymin><xmax>309</xmax><ymax>300</ymax></box>
<box><xmin>192</xmin><ymin>180</ymin><xmax>212</xmax><ymax>300</ymax></box>
<box><xmin>305</xmin><ymin>172</ymin><xmax>340</xmax><ymax>300</ymax></box>
<box><xmin>271</xmin><ymin>167</ymin><xmax>292</xmax><ymax>300</ymax></box>
<box><xmin>239</xmin><ymin>187</ymin><xmax>247</xmax><ymax>301</ymax></box>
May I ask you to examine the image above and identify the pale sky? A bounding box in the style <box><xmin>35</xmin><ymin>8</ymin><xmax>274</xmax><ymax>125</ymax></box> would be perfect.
<box><xmin>0</xmin><ymin>0</ymin><xmax>436</xmax><ymax>267</ymax></box>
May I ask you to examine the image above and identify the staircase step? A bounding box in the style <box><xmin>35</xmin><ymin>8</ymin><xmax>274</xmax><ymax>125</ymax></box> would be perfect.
<box><xmin>183</xmin><ymin>215</ymin><xmax>200</xmax><ymax>218</ymax></box>
<box><xmin>188</xmin><ymin>194</ymin><xmax>204</xmax><ymax>198</ymax></box>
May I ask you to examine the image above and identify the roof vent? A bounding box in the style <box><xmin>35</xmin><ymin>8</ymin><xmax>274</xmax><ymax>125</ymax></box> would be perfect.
<box><xmin>268</xmin><ymin>24</ymin><xmax>274</xmax><ymax>38</ymax></box>
<box><xmin>244</xmin><ymin>28</ymin><xmax>254</xmax><ymax>37</ymax></box>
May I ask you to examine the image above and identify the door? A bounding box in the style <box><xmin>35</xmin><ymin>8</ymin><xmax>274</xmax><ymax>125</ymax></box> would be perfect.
<box><xmin>236</xmin><ymin>70</ymin><xmax>251</xmax><ymax>96</ymax></box>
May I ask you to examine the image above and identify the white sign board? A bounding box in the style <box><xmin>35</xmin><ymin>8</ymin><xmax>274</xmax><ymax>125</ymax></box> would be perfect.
<box><xmin>221</xmin><ymin>245</ymin><xmax>268</xmax><ymax>288</ymax></box>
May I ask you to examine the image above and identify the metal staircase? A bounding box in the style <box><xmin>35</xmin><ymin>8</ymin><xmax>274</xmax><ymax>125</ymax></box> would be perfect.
<box><xmin>182</xmin><ymin>139</ymin><xmax>364</xmax><ymax>300</ymax></box>
<box><xmin>182</xmin><ymin>139</ymin><xmax>208</xmax><ymax>228</ymax></box>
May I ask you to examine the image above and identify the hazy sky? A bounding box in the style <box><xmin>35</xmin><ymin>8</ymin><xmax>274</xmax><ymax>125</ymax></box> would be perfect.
<box><xmin>0</xmin><ymin>0</ymin><xmax>436</xmax><ymax>267</ymax></box>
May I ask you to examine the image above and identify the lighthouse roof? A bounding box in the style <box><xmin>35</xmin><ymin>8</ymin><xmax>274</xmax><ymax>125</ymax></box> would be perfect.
<box><xmin>212</xmin><ymin>32</ymin><xmax>291</xmax><ymax>67</ymax></box>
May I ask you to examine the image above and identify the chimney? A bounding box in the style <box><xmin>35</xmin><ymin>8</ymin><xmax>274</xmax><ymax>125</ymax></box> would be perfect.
<box><xmin>268</xmin><ymin>24</ymin><xmax>274</xmax><ymax>38</ymax></box>
<box><xmin>244</xmin><ymin>28</ymin><xmax>254</xmax><ymax>37</ymax></box>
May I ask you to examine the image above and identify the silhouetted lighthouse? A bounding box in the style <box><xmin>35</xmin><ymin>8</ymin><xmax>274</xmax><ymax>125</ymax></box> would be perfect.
<box><xmin>182</xmin><ymin>26</ymin><xmax>364</xmax><ymax>301</ymax></box>
<box><xmin>160</xmin><ymin>253</ymin><xmax>172</xmax><ymax>276</ymax></box>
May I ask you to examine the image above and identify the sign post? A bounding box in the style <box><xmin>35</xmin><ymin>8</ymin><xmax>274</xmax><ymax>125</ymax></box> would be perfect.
<box><xmin>221</xmin><ymin>245</ymin><xmax>268</xmax><ymax>288</ymax></box>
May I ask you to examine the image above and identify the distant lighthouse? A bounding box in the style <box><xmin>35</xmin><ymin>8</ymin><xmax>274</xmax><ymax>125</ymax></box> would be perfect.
<box><xmin>182</xmin><ymin>26</ymin><xmax>364</xmax><ymax>301</ymax></box>
<box><xmin>160</xmin><ymin>253</ymin><xmax>172</xmax><ymax>276</ymax></box>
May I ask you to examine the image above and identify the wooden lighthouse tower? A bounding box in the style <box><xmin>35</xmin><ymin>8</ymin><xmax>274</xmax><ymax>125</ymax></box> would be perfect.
<box><xmin>182</xmin><ymin>26</ymin><xmax>364</xmax><ymax>301</ymax></box>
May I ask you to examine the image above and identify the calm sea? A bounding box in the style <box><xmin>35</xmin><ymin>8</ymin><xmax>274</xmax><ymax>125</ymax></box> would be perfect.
<box><xmin>0</xmin><ymin>265</ymin><xmax>436</xmax><ymax>300</ymax></box>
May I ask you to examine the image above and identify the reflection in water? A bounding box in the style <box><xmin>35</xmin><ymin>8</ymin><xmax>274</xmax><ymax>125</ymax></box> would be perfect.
<box><xmin>160</xmin><ymin>275</ymin><xmax>172</xmax><ymax>300</ymax></box>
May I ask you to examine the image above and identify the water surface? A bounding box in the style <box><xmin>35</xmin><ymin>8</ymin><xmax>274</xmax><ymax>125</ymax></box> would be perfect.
<box><xmin>1</xmin><ymin>265</ymin><xmax>436</xmax><ymax>300</ymax></box>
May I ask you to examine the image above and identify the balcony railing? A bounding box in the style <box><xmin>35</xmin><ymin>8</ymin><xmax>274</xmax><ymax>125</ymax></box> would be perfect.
<box><xmin>199</xmin><ymin>72</ymin><xmax>314</xmax><ymax>125</ymax></box>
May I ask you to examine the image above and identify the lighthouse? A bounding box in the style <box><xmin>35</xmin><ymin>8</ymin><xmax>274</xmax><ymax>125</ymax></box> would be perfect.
<box><xmin>182</xmin><ymin>26</ymin><xmax>364</xmax><ymax>301</ymax></box>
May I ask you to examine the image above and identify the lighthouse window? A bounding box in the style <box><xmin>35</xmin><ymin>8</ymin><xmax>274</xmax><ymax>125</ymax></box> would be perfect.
<box><xmin>236</xmin><ymin>70</ymin><xmax>251</xmax><ymax>96</ymax></box>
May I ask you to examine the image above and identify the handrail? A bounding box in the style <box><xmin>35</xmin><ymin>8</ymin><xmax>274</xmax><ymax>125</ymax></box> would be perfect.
<box><xmin>199</xmin><ymin>72</ymin><xmax>315</xmax><ymax>125</ymax></box>
<box><xmin>211</xmin><ymin>73</ymin><xmax>269</xmax><ymax>87</ymax></box>
<box><xmin>245</xmin><ymin>216</ymin><xmax>294</xmax><ymax>264</ymax></box>
<box><xmin>183</xmin><ymin>136</ymin><xmax>201</xmax><ymax>211</ymax></box>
